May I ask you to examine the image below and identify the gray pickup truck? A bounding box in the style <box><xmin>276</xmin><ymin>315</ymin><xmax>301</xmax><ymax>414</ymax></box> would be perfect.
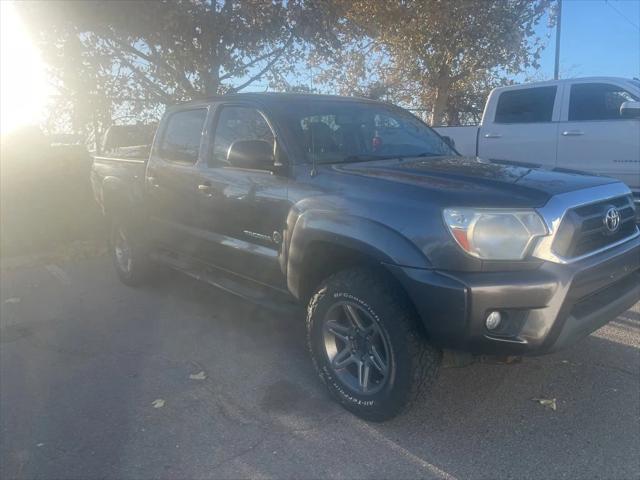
<box><xmin>91</xmin><ymin>93</ymin><xmax>640</xmax><ymax>421</ymax></box>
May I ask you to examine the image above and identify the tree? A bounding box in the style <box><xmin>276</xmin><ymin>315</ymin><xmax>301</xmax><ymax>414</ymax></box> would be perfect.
<box><xmin>17</xmin><ymin>0</ymin><xmax>340</xmax><ymax>136</ymax></box>
<box><xmin>318</xmin><ymin>0</ymin><xmax>553</xmax><ymax>125</ymax></box>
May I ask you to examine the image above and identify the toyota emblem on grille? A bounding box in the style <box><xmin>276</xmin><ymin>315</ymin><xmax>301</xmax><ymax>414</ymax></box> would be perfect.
<box><xmin>604</xmin><ymin>207</ymin><xmax>621</xmax><ymax>233</ymax></box>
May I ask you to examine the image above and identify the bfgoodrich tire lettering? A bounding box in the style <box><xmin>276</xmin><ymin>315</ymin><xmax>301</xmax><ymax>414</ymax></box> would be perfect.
<box><xmin>307</xmin><ymin>267</ymin><xmax>441</xmax><ymax>421</ymax></box>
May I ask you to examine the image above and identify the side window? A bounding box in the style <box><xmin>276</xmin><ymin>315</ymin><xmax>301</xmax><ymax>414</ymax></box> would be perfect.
<box><xmin>494</xmin><ymin>86</ymin><xmax>557</xmax><ymax>124</ymax></box>
<box><xmin>210</xmin><ymin>106</ymin><xmax>274</xmax><ymax>167</ymax></box>
<box><xmin>569</xmin><ymin>83</ymin><xmax>638</xmax><ymax>121</ymax></box>
<box><xmin>158</xmin><ymin>109</ymin><xmax>207</xmax><ymax>163</ymax></box>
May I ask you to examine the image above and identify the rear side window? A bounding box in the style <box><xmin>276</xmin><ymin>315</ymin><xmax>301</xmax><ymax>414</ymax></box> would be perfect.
<box><xmin>569</xmin><ymin>83</ymin><xmax>638</xmax><ymax>121</ymax></box>
<box><xmin>494</xmin><ymin>86</ymin><xmax>557</xmax><ymax>123</ymax></box>
<box><xmin>159</xmin><ymin>108</ymin><xmax>207</xmax><ymax>163</ymax></box>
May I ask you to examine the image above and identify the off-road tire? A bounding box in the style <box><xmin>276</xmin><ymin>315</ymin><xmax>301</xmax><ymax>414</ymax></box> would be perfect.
<box><xmin>306</xmin><ymin>267</ymin><xmax>441</xmax><ymax>421</ymax></box>
<box><xmin>109</xmin><ymin>217</ymin><xmax>151</xmax><ymax>286</ymax></box>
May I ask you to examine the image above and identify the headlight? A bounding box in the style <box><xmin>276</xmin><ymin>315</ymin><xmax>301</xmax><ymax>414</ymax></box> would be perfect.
<box><xmin>443</xmin><ymin>208</ymin><xmax>548</xmax><ymax>260</ymax></box>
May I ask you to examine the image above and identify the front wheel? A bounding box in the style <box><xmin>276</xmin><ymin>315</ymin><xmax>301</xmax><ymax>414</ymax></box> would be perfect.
<box><xmin>109</xmin><ymin>218</ymin><xmax>150</xmax><ymax>286</ymax></box>
<box><xmin>306</xmin><ymin>268</ymin><xmax>441</xmax><ymax>421</ymax></box>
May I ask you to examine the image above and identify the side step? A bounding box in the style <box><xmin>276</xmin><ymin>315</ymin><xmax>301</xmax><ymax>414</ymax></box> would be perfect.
<box><xmin>150</xmin><ymin>249</ymin><xmax>300</xmax><ymax>315</ymax></box>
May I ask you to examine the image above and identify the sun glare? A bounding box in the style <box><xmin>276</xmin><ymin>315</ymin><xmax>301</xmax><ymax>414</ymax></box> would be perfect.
<box><xmin>1</xmin><ymin>1</ymin><xmax>51</xmax><ymax>135</ymax></box>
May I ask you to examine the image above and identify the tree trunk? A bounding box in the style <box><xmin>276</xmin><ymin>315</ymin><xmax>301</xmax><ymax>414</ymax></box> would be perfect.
<box><xmin>430</xmin><ymin>65</ymin><xmax>452</xmax><ymax>126</ymax></box>
<box><xmin>446</xmin><ymin>105</ymin><xmax>461</xmax><ymax>126</ymax></box>
<box><xmin>431</xmin><ymin>80</ymin><xmax>450</xmax><ymax>126</ymax></box>
<box><xmin>205</xmin><ymin>67</ymin><xmax>219</xmax><ymax>97</ymax></box>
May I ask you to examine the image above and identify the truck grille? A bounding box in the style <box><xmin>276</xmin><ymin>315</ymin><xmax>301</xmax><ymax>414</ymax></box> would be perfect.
<box><xmin>552</xmin><ymin>195</ymin><xmax>638</xmax><ymax>259</ymax></box>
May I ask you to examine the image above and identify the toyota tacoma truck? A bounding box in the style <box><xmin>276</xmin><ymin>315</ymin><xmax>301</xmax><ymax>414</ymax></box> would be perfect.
<box><xmin>91</xmin><ymin>93</ymin><xmax>640</xmax><ymax>421</ymax></box>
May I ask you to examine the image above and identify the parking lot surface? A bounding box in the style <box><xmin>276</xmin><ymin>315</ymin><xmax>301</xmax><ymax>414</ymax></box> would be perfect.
<box><xmin>1</xmin><ymin>256</ymin><xmax>638</xmax><ymax>479</ymax></box>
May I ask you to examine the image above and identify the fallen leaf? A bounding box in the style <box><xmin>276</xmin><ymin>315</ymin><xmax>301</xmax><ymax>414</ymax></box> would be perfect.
<box><xmin>532</xmin><ymin>398</ymin><xmax>557</xmax><ymax>411</ymax></box>
<box><xmin>4</xmin><ymin>297</ymin><xmax>20</xmax><ymax>304</ymax></box>
<box><xmin>189</xmin><ymin>371</ymin><xmax>207</xmax><ymax>380</ymax></box>
<box><xmin>151</xmin><ymin>399</ymin><xmax>165</xmax><ymax>408</ymax></box>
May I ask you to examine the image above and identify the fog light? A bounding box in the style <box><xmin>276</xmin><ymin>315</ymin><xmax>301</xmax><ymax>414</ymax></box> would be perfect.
<box><xmin>485</xmin><ymin>311</ymin><xmax>503</xmax><ymax>331</ymax></box>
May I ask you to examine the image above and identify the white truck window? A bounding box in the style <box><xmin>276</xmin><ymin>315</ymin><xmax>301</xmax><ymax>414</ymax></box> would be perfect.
<box><xmin>494</xmin><ymin>86</ymin><xmax>557</xmax><ymax>124</ymax></box>
<box><xmin>568</xmin><ymin>83</ymin><xmax>638</xmax><ymax>121</ymax></box>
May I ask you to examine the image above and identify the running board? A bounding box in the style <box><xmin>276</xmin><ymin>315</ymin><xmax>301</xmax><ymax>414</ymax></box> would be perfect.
<box><xmin>150</xmin><ymin>249</ymin><xmax>300</xmax><ymax>315</ymax></box>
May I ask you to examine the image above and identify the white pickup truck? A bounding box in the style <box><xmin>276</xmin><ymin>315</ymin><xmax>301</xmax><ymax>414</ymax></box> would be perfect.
<box><xmin>435</xmin><ymin>77</ymin><xmax>640</xmax><ymax>206</ymax></box>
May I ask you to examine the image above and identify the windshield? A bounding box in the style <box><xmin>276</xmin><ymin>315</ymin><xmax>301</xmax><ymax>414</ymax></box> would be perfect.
<box><xmin>273</xmin><ymin>100</ymin><xmax>456</xmax><ymax>164</ymax></box>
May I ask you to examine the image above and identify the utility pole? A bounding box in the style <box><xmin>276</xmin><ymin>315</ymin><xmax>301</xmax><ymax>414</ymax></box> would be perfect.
<box><xmin>554</xmin><ymin>0</ymin><xmax>562</xmax><ymax>80</ymax></box>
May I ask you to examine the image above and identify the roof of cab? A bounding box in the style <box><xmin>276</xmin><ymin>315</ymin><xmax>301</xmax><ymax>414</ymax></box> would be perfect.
<box><xmin>170</xmin><ymin>92</ymin><xmax>384</xmax><ymax>111</ymax></box>
<box><xmin>491</xmin><ymin>76</ymin><xmax>635</xmax><ymax>92</ymax></box>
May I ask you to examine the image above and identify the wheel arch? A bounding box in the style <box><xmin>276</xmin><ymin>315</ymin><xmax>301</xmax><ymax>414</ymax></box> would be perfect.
<box><xmin>101</xmin><ymin>176</ymin><xmax>139</xmax><ymax>221</ymax></box>
<box><xmin>286</xmin><ymin>210</ymin><xmax>431</xmax><ymax>305</ymax></box>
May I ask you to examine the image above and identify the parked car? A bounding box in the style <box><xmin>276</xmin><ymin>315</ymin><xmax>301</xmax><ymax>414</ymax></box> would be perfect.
<box><xmin>91</xmin><ymin>93</ymin><xmax>640</xmax><ymax>421</ymax></box>
<box><xmin>435</xmin><ymin>77</ymin><xmax>640</xmax><ymax>208</ymax></box>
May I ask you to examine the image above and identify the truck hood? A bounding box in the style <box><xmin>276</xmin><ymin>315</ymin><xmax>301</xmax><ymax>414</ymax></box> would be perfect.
<box><xmin>330</xmin><ymin>156</ymin><xmax>619</xmax><ymax>206</ymax></box>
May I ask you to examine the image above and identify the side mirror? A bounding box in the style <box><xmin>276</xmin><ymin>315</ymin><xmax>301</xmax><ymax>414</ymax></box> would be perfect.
<box><xmin>441</xmin><ymin>135</ymin><xmax>456</xmax><ymax>149</ymax></box>
<box><xmin>620</xmin><ymin>100</ymin><xmax>640</xmax><ymax>119</ymax></box>
<box><xmin>226</xmin><ymin>139</ymin><xmax>274</xmax><ymax>170</ymax></box>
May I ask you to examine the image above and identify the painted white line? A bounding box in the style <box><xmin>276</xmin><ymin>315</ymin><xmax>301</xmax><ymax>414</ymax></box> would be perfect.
<box><xmin>44</xmin><ymin>265</ymin><xmax>71</xmax><ymax>285</ymax></box>
<box><xmin>356</xmin><ymin>421</ymin><xmax>459</xmax><ymax>480</ymax></box>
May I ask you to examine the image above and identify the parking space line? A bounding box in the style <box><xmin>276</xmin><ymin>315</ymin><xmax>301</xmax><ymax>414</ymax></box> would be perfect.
<box><xmin>355</xmin><ymin>421</ymin><xmax>458</xmax><ymax>480</ymax></box>
<box><xmin>44</xmin><ymin>265</ymin><xmax>71</xmax><ymax>285</ymax></box>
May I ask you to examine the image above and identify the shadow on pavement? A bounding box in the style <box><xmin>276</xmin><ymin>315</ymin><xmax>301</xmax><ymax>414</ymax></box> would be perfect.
<box><xmin>1</xmin><ymin>258</ymin><xmax>638</xmax><ymax>479</ymax></box>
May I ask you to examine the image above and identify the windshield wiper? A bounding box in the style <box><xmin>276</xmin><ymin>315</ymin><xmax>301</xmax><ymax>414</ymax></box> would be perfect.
<box><xmin>407</xmin><ymin>152</ymin><xmax>443</xmax><ymax>158</ymax></box>
<box><xmin>320</xmin><ymin>152</ymin><xmax>443</xmax><ymax>165</ymax></box>
<box><xmin>320</xmin><ymin>154</ymin><xmax>396</xmax><ymax>164</ymax></box>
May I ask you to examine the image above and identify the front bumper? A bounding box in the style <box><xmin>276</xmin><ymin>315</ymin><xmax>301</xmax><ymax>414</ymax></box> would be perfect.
<box><xmin>388</xmin><ymin>235</ymin><xmax>640</xmax><ymax>355</ymax></box>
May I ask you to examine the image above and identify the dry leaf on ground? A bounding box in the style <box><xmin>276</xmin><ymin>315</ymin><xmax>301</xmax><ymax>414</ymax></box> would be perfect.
<box><xmin>189</xmin><ymin>371</ymin><xmax>207</xmax><ymax>380</ymax></box>
<box><xmin>532</xmin><ymin>398</ymin><xmax>557</xmax><ymax>411</ymax></box>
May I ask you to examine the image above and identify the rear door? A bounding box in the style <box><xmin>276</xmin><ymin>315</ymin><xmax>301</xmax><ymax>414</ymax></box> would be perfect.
<box><xmin>478</xmin><ymin>85</ymin><xmax>560</xmax><ymax>166</ymax></box>
<box><xmin>556</xmin><ymin>81</ymin><xmax>640</xmax><ymax>190</ymax></box>
<box><xmin>146</xmin><ymin>107</ymin><xmax>208</xmax><ymax>254</ymax></box>
<box><xmin>192</xmin><ymin>103</ymin><xmax>289</xmax><ymax>289</ymax></box>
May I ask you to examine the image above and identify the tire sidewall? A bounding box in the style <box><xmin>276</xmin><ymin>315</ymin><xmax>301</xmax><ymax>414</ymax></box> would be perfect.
<box><xmin>308</xmin><ymin>277</ymin><xmax>416</xmax><ymax>420</ymax></box>
<box><xmin>110</xmin><ymin>218</ymin><xmax>144</xmax><ymax>285</ymax></box>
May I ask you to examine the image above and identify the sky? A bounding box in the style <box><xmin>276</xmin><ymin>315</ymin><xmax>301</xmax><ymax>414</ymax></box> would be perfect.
<box><xmin>530</xmin><ymin>0</ymin><xmax>640</xmax><ymax>80</ymax></box>
<box><xmin>0</xmin><ymin>0</ymin><xmax>639</xmax><ymax>134</ymax></box>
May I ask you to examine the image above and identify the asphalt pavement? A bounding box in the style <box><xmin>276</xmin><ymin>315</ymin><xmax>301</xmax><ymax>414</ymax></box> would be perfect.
<box><xmin>1</xmin><ymin>256</ymin><xmax>638</xmax><ymax>479</ymax></box>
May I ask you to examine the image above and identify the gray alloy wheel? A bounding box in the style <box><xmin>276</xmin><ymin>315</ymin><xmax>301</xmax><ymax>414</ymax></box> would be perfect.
<box><xmin>322</xmin><ymin>301</ymin><xmax>391</xmax><ymax>395</ymax></box>
<box><xmin>110</xmin><ymin>218</ymin><xmax>150</xmax><ymax>286</ymax></box>
<box><xmin>307</xmin><ymin>267</ymin><xmax>442</xmax><ymax>421</ymax></box>
<box><xmin>113</xmin><ymin>225</ymin><xmax>133</xmax><ymax>276</ymax></box>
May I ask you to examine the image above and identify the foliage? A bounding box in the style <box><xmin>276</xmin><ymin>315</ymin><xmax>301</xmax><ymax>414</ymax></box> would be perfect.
<box><xmin>17</xmin><ymin>0</ymin><xmax>341</xmax><ymax>139</ymax></box>
<box><xmin>17</xmin><ymin>0</ymin><xmax>553</xmax><ymax>135</ymax></box>
<box><xmin>315</xmin><ymin>0</ymin><xmax>554</xmax><ymax>125</ymax></box>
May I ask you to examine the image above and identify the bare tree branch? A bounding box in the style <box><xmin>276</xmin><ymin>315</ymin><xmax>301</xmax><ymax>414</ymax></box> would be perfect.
<box><xmin>106</xmin><ymin>46</ymin><xmax>174</xmax><ymax>104</ymax></box>
<box><xmin>219</xmin><ymin>43</ymin><xmax>288</xmax><ymax>81</ymax></box>
<box><xmin>227</xmin><ymin>36</ymin><xmax>294</xmax><ymax>93</ymax></box>
<box><xmin>105</xmin><ymin>33</ymin><xmax>198</xmax><ymax>97</ymax></box>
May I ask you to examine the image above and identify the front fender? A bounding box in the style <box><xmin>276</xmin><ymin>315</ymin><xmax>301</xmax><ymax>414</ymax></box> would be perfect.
<box><xmin>286</xmin><ymin>209</ymin><xmax>431</xmax><ymax>299</ymax></box>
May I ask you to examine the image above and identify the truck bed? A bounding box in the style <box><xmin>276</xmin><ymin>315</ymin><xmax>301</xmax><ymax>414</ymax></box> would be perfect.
<box><xmin>90</xmin><ymin>154</ymin><xmax>147</xmax><ymax>215</ymax></box>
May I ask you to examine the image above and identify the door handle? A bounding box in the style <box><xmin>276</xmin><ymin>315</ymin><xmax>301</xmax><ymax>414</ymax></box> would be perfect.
<box><xmin>562</xmin><ymin>130</ymin><xmax>584</xmax><ymax>136</ymax></box>
<box><xmin>147</xmin><ymin>176</ymin><xmax>160</xmax><ymax>187</ymax></box>
<box><xmin>483</xmin><ymin>133</ymin><xmax>501</xmax><ymax>139</ymax></box>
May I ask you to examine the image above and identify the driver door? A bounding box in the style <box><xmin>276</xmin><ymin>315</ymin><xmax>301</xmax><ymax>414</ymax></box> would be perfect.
<box><xmin>193</xmin><ymin>103</ymin><xmax>290</xmax><ymax>289</ymax></box>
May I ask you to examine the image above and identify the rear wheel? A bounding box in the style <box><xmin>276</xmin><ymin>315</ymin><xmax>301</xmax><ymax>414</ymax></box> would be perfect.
<box><xmin>307</xmin><ymin>268</ymin><xmax>441</xmax><ymax>421</ymax></box>
<box><xmin>109</xmin><ymin>218</ymin><xmax>150</xmax><ymax>286</ymax></box>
